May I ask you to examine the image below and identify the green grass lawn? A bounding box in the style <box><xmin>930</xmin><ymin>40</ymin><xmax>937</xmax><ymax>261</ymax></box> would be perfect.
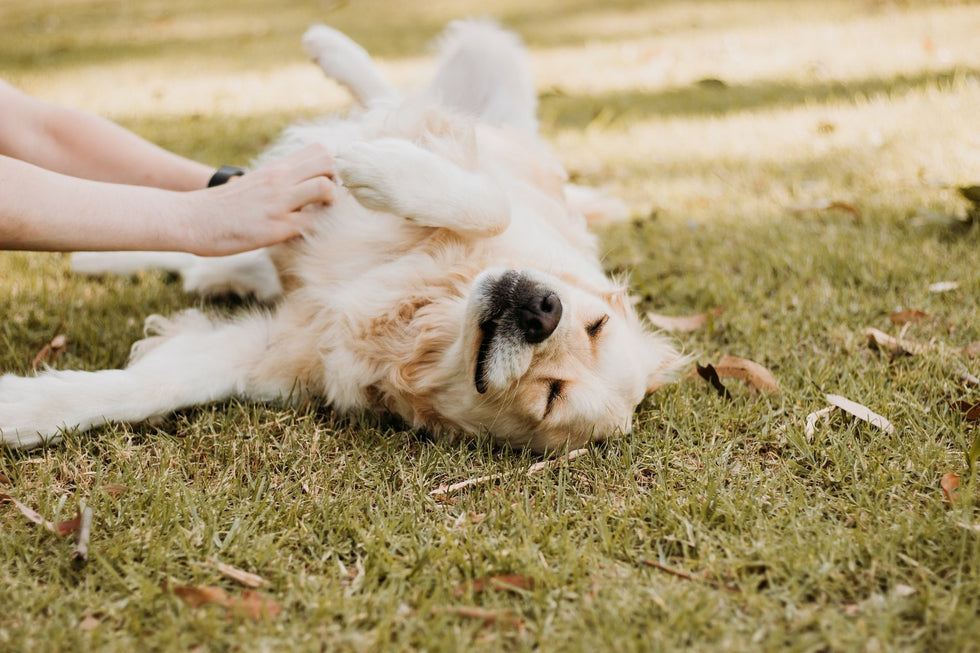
<box><xmin>3</xmin><ymin>1</ymin><xmax>980</xmax><ymax>650</ymax></box>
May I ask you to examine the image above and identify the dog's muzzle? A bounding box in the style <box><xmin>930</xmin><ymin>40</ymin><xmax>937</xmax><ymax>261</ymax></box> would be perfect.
<box><xmin>474</xmin><ymin>271</ymin><xmax>563</xmax><ymax>393</ymax></box>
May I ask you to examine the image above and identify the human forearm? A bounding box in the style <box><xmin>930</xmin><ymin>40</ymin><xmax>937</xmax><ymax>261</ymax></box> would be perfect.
<box><xmin>0</xmin><ymin>155</ymin><xmax>199</xmax><ymax>252</ymax></box>
<box><xmin>0</xmin><ymin>80</ymin><xmax>212</xmax><ymax>190</ymax></box>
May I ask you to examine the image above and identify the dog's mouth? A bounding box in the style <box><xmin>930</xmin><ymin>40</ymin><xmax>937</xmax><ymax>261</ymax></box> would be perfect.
<box><xmin>473</xmin><ymin>271</ymin><xmax>563</xmax><ymax>394</ymax></box>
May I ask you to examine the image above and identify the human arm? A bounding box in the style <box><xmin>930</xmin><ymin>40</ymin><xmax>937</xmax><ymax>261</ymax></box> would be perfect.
<box><xmin>0</xmin><ymin>143</ymin><xmax>335</xmax><ymax>255</ymax></box>
<box><xmin>0</xmin><ymin>79</ymin><xmax>214</xmax><ymax>190</ymax></box>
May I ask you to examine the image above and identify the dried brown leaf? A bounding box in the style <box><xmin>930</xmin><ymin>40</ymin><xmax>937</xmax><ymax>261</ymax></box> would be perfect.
<box><xmin>102</xmin><ymin>483</ymin><xmax>128</xmax><ymax>498</ymax></box>
<box><xmin>963</xmin><ymin>342</ymin><xmax>980</xmax><ymax>358</ymax></box>
<box><xmin>457</xmin><ymin>574</ymin><xmax>534</xmax><ymax>597</ymax></box>
<box><xmin>889</xmin><ymin>309</ymin><xmax>928</xmax><ymax>325</ymax></box>
<box><xmin>227</xmin><ymin>590</ymin><xmax>282</xmax><ymax>619</ymax></box>
<box><xmin>864</xmin><ymin>327</ymin><xmax>930</xmax><ymax>356</ymax></box>
<box><xmin>646</xmin><ymin>308</ymin><xmax>723</xmax><ymax>332</ymax></box>
<box><xmin>954</xmin><ymin>400</ymin><xmax>980</xmax><ymax>421</ymax></box>
<box><xmin>941</xmin><ymin>473</ymin><xmax>960</xmax><ymax>507</ymax></box>
<box><xmin>714</xmin><ymin>355</ymin><xmax>781</xmax><ymax>394</ymax></box>
<box><xmin>173</xmin><ymin>585</ymin><xmax>229</xmax><ymax>609</ymax></box>
<box><xmin>824</xmin><ymin>394</ymin><xmax>895</xmax><ymax>435</ymax></box>
<box><xmin>172</xmin><ymin>584</ymin><xmax>280</xmax><ymax>619</ymax></box>
<box><xmin>78</xmin><ymin>615</ymin><xmax>101</xmax><ymax>631</ymax></box>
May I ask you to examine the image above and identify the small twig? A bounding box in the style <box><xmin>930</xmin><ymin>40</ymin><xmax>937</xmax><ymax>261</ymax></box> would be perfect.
<box><xmin>71</xmin><ymin>506</ymin><xmax>93</xmax><ymax>561</ymax></box>
<box><xmin>430</xmin><ymin>449</ymin><xmax>589</xmax><ymax>497</ymax></box>
<box><xmin>640</xmin><ymin>559</ymin><xmax>739</xmax><ymax>592</ymax></box>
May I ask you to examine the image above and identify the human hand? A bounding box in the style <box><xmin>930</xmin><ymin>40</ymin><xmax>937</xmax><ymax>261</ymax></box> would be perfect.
<box><xmin>181</xmin><ymin>143</ymin><xmax>335</xmax><ymax>256</ymax></box>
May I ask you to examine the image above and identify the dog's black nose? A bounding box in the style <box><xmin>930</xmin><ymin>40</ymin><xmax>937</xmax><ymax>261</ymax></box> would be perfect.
<box><xmin>518</xmin><ymin>292</ymin><xmax>562</xmax><ymax>343</ymax></box>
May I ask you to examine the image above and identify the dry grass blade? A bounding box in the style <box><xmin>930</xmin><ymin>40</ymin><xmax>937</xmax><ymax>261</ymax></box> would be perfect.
<box><xmin>71</xmin><ymin>506</ymin><xmax>94</xmax><ymax>561</ymax></box>
<box><xmin>646</xmin><ymin>308</ymin><xmax>723</xmax><ymax>332</ymax></box>
<box><xmin>864</xmin><ymin>327</ymin><xmax>930</xmax><ymax>356</ymax></box>
<box><xmin>430</xmin><ymin>449</ymin><xmax>589</xmax><ymax>496</ymax></box>
<box><xmin>929</xmin><ymin>281</ymin><xmax>960</xmax><ymax>293</ymax></box>
<box><xmin>714</xmin><ymin>355</ymin><xmax>781</xmax><ymax>394</ymax></box>
<box><xmin>640</xmin><ymin>559</ymin><xmax>739</xmax><ymax>592</ymax></box>
<box><xmin>824</xmin><ymin>394</ymin><xmax>895</xmax><ymax>435</ymax></box>
<box><xmin>213</xmin><ymin>560</ymin><xmax>267</xmax><ymax>588</ymax></box>
<box><xmin>430</xmin><ymin>606</ymin><xmax>524</xmax><ymax>629</ymax></box>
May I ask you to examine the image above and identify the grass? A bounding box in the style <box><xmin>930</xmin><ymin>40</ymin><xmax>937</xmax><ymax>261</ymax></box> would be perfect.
<box><xmin>2</xmin><ymin>0</ymin><xmax>980</xmax><ymax>650</ymax></box>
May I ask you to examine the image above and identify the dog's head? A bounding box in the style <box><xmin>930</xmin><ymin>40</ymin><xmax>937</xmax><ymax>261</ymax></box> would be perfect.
<box><xmin>422</xmin><ymin>267</ymin><xmax>684</xmax><ymax>451</ymax></box>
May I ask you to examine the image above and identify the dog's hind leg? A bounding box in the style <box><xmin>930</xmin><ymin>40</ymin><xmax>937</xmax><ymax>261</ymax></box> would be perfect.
<box><xmin>0</xmin><ymin>310</ymin><xmax>299</xmax><ymax>448</ymax></box>
<box><xmin>70</xmin><ymin>250</ymin><xmax>283</xmax><ymax>301</ymax></box>
<box><xmin>423</xmin><ymin>20</ymin><xmax>538</xmax><ymax>135</ymax></box>
<box><xmin>302</xmin><ymin>25</ymin><xmax>398</xmax><ymax>106</ymax></box>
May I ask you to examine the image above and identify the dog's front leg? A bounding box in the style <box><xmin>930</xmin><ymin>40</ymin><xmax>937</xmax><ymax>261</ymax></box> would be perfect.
<box><xmin>0</xmin><ymin>310</ymin><xmax>295</xmax><ymax>448</ymax></box>
<box><xmin>336</xmin><ymin>138</ymin><xmax>510</xmax><ymax>237</ymax></box>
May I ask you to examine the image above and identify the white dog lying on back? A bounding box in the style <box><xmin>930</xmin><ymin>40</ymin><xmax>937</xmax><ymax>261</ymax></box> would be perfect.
<box><xmin>0</xmin><ymin>21</ymin><xmax>683</xmax><ymax>451</ymax></box>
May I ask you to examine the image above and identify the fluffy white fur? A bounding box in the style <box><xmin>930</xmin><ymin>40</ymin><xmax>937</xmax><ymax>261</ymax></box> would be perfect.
<box><xmin>1</xmin><ymin>21</ymin><xmax>684</xmax><ymax>451</ymax></box>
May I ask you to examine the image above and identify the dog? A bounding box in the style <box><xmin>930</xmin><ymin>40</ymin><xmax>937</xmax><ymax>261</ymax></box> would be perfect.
<box><xmin>0</xmin><ymin>21</ymin><xmax>684</xmax><ymax>452</ymax></box>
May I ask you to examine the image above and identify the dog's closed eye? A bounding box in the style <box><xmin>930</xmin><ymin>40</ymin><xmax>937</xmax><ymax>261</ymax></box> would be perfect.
<box><xmin>544</xmin><ymin>379</ymin><xmax>565</xmax><ymax>418</ymax></box>
<box><xmin>586</xmin><ymin>315</ymin><xmax>609</xmax><ymax>339</ymax></box>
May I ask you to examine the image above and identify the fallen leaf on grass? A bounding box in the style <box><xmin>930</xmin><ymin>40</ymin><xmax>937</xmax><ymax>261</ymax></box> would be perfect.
<box><xmin>954</xmin><ymin>400</ymin><xmax>980</xmax><ymax>421</ymax></box>
<box><xmin>941</xmin><ymin>473</ymin><xmax>959</xmax><ymax>507</ymax></box>
<box><xmin>172</xmin><ymin>585</ymin><xmax>281</xmax><ymax>619</ymax></box>
<box><xmin>955</xmin><ymin>521</ymin><xmax>980</xmax><ymax>532</ymax></box>
<box><xmin>646</xmin><ymin>308</ymin><xmax>723</xmax><ymax>332</ymax></box>
<box><xmin>78</xmin><ymin>615</ymin><xmax>101</xmax><ymax>631</ymax></box>
<box><xmin>963</xmin><ymin>342</ymin><xmax>980</xmax><ymax>358</ymax></box>
<box><xmin>695</xmin><ymin>364</ymin><xmax>730</xmax><ymax>399</ymax></box>
<box><xmin>430</xmin><ymin>449</ymin><xmax>588</xmax><ymax>497</ymax></box>
<box><xmin>928</xmin><ymin>281</ymin><xmax>960</xmax><ymax>293</ymax></box>
<box><xmin>713</xmin><ymin>355</ymin><xmax>781</xmax><ymax>394</ymax></box>
<box><xmin>1</xmin><ymin>494</ymin><xmax>80</xmax><ymax>536</ymax></box>
<box><xmin>820</xmin><ymin>395</ymin><xmax>895</xmax><ymax>435</ymax></box>
<box><xmin>32</xmin><ymin>333</ymin><xmax>68</xmax><ymax>372</ymax></box>
<box><xmin>889</xmin><ymin>309</ymin><xmax>928</xmax><ymax>325</ymax></box>
<box><xmin>789</xmin><ymin>199</ymin><xmax>861</xmax><ymax>218</ymax></box>
<box><xmin>864</xmin><ymin>327</ymin><xmax>930</xmax><ymax>356</ymax></box>
<box><xmin>456</xmin><ymin>574</ymin><xmax>534</xmax><ymax>597</ymax></box>
<box><xmin>212</xmin><ymin>560</ymin><xmax>267</xmax><ymax>588</ymax></box>
<box><xmin>102</xmin><ymin>483</ymin><xmax>128</xmax><ymax>498</ymax></box>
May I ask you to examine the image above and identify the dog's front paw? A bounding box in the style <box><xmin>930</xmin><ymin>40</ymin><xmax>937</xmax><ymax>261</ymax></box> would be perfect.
<box><xmin>0</xmin><ymin>374</ymin><xmax>64</xmax><ymax>448</ymax></box>
<box><xmin>336</xmin><ymin>139</ymin><xmax>427</xmax><ymax>215</ymax></box>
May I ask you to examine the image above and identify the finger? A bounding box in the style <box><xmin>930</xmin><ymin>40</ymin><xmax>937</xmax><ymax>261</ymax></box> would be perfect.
<box><xmin>287</xmin><ymin>175</ymin><xmax>336</xmax><ymax>210</ymax></box>
<box><xmin>274</xmin><ymin>142</ymin><xmax>335</xmax><ymax>182</ymax></box>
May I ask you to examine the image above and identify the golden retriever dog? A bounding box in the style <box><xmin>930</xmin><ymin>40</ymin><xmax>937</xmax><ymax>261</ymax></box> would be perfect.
<box><xmin>0</xmin><ymin>21</ymin><xmax>684</xmax><ymax>451</ymax></box>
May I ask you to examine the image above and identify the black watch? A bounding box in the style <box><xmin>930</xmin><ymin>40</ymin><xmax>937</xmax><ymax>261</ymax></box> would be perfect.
<box><xmin>207</xmin><ymin>165</ymin><xmax>246</xmax><ymax>187</ymax></box>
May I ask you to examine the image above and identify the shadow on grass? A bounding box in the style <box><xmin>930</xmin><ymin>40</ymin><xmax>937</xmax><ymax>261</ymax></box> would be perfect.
<box><xmin>540</xmin><ymin>68</ymin><xmax>979</xmax><ymax>127</ymax></box>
